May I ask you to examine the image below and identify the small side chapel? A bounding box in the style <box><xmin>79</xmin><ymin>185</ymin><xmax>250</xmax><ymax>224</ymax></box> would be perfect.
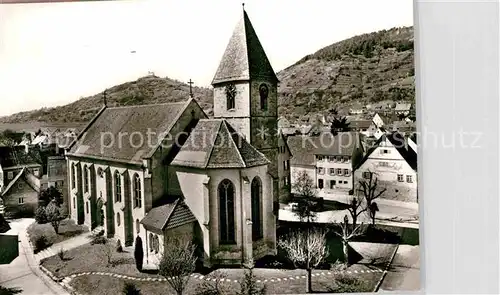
<box><xmin>66</xmin><ymin>7</ymin><xmax>282</xmax><ymax>267</ymax></box>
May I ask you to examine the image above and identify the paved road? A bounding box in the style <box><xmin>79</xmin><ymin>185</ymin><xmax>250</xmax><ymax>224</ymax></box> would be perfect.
<box><xmin>379</xmin><ymin>245</ymin><xmax>421</xmax><ymax>292</ymax></box>
<box><xmin>0</xmin><ymin>218</ymin><xmax>69</xmax><ymax>295</ymax></box>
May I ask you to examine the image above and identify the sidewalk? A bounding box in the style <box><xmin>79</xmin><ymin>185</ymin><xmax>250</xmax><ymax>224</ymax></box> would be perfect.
<box><xmin>34</xmin><ymin>231</ymin><xmax>92</xmax><ymax>263</ymax></box>
<box><xmin>0</xmin><ymin>218</ymin><xmax>69</xmax><ymax>295</ymax></box>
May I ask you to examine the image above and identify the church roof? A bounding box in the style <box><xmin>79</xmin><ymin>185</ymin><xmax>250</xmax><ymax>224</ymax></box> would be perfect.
<box><xmin>211</xmin><ymin>10</ymin><xmax>278</xmax><ymax>85</ymax></box>
<box><xmin>140</xmin><ymin>198</ymin><xmax>196</xmax><ymax>232</ymax></box>
<box><xmin>67</xmin><ymin>100</ymin><xmax>191</xmax><ymax>164</ymax></box>
<box><xmin>171</xmin><ymin>119</ymin><xmax>270</xmax><ymax>169</ymax></box>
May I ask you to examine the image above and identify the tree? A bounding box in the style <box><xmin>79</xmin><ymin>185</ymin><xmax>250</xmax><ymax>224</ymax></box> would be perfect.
<box><xmin>358</xmin><ymin>172</ymin><xmax>387</xmax><ymax>226</ymax></box>
<box><xmin>278</xmin><ymin>228</ymin><xmax>329</xmax><ymax>293</ymax></box>
<box><xmin>34</xmin><ymin>206</ymin><xmax>48</xmax><ymax>224</ymax></box>
<box><xmin>238</xmin><ymin>260</ymin><xmax>266</xmax><ymax>295</ymax></box>
<box><xmin>332</xmin><ymin>215</ymin><xmax>364</xmax><ymax>265</ymax></box>
<box><xmin>134</xmin><ymin>236</ymin><xmax>144</xmax><ymax>272</ymax></box>
<box><xmin>158</xmin><ymin>238</ymin><xmax>197</xmax><ymax>295</ymax></box>
<box><xmin>44</xmin><ymin>200</ymin><xmax>67</xmax><ymax>234</ymax></box>
<box><xmin>39</xmin><ymin>186</ymin><xmax>63</xmax><ymax>207</ymax></box>
<box><xmin>330</xmin><ymin>116</ymin><xmax>350</xmax><ymax>136</ymax></box>
<box><xmin>291</xmin><ymin>171</ymin><xmax>319</xmax><ymax>223</ymax></box>
<box><xmin>347</xmin><ymin>197</ymin><xmax>366</xmax><ymax>231</ymax></box>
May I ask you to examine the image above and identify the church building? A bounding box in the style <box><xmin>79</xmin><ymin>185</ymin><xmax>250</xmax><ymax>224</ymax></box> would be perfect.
<box><xmin>66</xmin><ymin>8</ymin><xmax>282</xmax><ymax>267</ymax></box>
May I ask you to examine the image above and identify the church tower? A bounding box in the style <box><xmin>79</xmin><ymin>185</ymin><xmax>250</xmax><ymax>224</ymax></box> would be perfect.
<box><xmin>212</xmin><ymin>7</ymin><xmax>280</xmax><ymax>205</ymax></box>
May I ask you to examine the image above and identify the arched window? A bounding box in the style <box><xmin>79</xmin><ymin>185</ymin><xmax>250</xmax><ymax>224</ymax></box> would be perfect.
<box><xmin>71</xmin><ymin>163</ymin><xmax>76</xmax><ymax>189</ymax></box>
<box><xmin>225</xmin><ymin>83</ymin><xmax>236</xmax><ymax>110</ymax></box>
<box><xmin>114</xmin><ymin>171</ymin><xmax>122</xmax><ymax>202</ymax></box>
<box><xmin>259</xmin><ymin>83</ymin><xmax>269</xmax><ymax>111</ymax></box>
<box><xmin>83</xmin><ymin>165</ymin><xmax>89</xmax><ymax>193</ymax></box>
<box><xmin>218</xmin><ymin>179</ymin><xmax>235</xmax><ymax>244</ymax></box>
<box><xmin>251</xmin><ymin>177</ymin><xmax>263</xmax><ymax>240</ymax></box>
<box><xmin>116</xmin><ymin>212</ymin><xmax>121</xmax><ymax>226</ymax></box>
<box><xmin>133</xmin><ymin>173</ymin><xmax>142</xmax><ymax>208</ymax></box>
<box><xmin>136</xmin><ymin>219</ymin><xmax>140</xmax><ymax>234</ymax></box>
<box><xmin>149</xmin><ymin>233</ymin><xmax>154</xmax><ymax>252</ymax></box>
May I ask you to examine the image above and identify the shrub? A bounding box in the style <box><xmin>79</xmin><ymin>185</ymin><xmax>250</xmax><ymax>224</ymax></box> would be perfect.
<box><xmin>122</xmin><ymin>282</ymin><xmax>141</xmax><ymax>295</ymax></box>
<box><xmin>89</xmin><ymin>234</ymin><xmax>107</xmax><ymax>245</ymax></box>
<box><xmin>329</xmin><ymin>273</ymin><xmax>372</xmax><ymax>293</ymax></box>
<box><xmin>34</xmin><ymin>235</ymin><xmax>50</xmax><ymax>253</ymax></box>
<box><xmin>134</xmin><ymin>236</ymin><xmax>144</xmax><ymax>272</ymax></box>
<box><xmin>34</xmin><ymin>207</ymin><xmax>47</xmax><ymax>224</ymax></box>
<box><xmin>116</xmin><ymin>239</ymin><xmax>123</xmax><ymax>253</ymax></box>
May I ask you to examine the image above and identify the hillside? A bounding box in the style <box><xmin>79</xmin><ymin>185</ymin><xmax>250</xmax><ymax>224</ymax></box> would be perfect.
<box><xmin>277</xmin><ymin>26</ymin><xmax>414</xmax><ymax>120</ymax></box>
<box><xmin>0</xmin><ymin>26</ymin><xmax>414</xmax><ymax>124</ymax></box>
<box><xmin>0</xmin><ymin>75</ymin><xmax>214</xmax><ymax>124</ymax></box>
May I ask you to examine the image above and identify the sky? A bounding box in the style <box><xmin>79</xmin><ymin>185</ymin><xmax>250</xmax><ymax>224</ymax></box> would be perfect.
<box><xmin>0</xmin><ymin>0</ymin><xmax>413</xmax><ymax>117</ymax></box>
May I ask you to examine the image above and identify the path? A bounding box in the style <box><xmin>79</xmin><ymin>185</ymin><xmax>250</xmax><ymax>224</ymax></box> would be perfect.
<box><xmin>34</xmin><ymin>231</ymin><xmax>93</xmax><ymax>263</ymax></box>
<box><xmin>378</xmin><ymin>245</ymin><xmax>420</xmax><ymax>292</ymax></box>
<box><xmin>0</xmin><ymin>218</ymin><xmax>69</xmax><ymax>295</ymax></box>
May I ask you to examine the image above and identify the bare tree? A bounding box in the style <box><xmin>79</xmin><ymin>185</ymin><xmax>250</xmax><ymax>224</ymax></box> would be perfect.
<box><xmin>332</xmin><ymin>215</ymin><xmax>364</xmax><ymax>265</ymax></box>
<box><xmin>278</xmin><ymin>228</ymin><xmax>329</xmax><ymax>293</ymax></box>
<box><xmin>358</xmin><ymin>172</ymin><xmax>386</xmax><ymax>225</ymax></box>
<box><xmin>158</xmin><ymin>237</ymin><xmax>197</xmax><ymax>295</ymax></box>
<box><xmin>347</xmin><ymin>197</ymin><xmax>366</xmax><ymax>231</ymax></box>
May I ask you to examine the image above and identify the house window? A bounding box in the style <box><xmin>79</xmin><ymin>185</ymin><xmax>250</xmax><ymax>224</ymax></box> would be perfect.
<box><xmin>328</xmin><ymin>156</ymin><xmax>335</xmax><ymax>162</ymax></box>
<box><xmin>251</xmin><ymin>177</ymin><xmax>263</xmax><ymax>240</ymax></box>
<box><xmin>33</xmin><ymin>168</ymin><xmax>40</xmax><ymax>177</ymax></box>
<box><xmin>329</xmin><ymin>168</ymin><xmax>335</xmax><ymax>175</ymax></box>
<box><xmin>397</xmin><ymin>174</ymin><xmax>404</xmax><ymax>182</ymax></box>
<box><xmin>283</xmin><ymin>160</ymin><xmax>288</xmax><ymax>171</ymax></box>
<box><xmin>18</xmin><ymin>197</ymin><xmax>24</xmax><ymax>204</ymax></box>
<box><xmin>406</xmin><ymin>175</ymin><xmax>413</xmax><ymax>183</ymax></box>
<box><xmin>7</xmin><ymin>172</ymin><xmax>13</xmax><ymax>180</ymax></box>
<box><xmin>259</xmin><ymin>83</ymin><xmax>268</xmax><ymax>111</ymax></box>
<box><xmin>317</xmin><ymin>155</ymin><xmax>324</xmax><ymax>161</ymax></box>
<box><xmin>86</xmin><ymin>202</ymin><xmax>89</xmax><ymax>213</ymax></box>
<box><xmin>380</xmin><ymin>149</ymin><xmax>390</xmax><ymax>154</ymax></box>
<box><xmin>83</xmin><ymin>165</ymin><xmax>89</xmax><ymax>193</ymax></box>
<box><xmin>18</xmin><ymin>183</ymin><xmax>23</xmax><ymax>190</ymax></box>
<box><xmin>153</xmin><ymin>235</ymin><xmax>159</xmax><ymax>253</ymax></box>
<box><xmin>114</xmin><ymin>171</ymin><xmax>122</xmax><ymax>202</ymax></box>
<box><xmin>363</xmin><ymin>172</ymin><xmax>371</xmax><ymax>179</ymax></box>
<box><xmin>225</xmin><ymin>83</ymin><xmax>236</xmax><ymax>110</ymax></box>
<box><xmin>218</xmin><ymin>179</ymin><xmax>235</xmax><ymax>244</ymax></box>
<box><xmin>116</xmin><ymin>212</ymin><xmax>121</xmax><ymax>226</ymax></box>
<box><xmin>344</xmin><ymin>169</ymin><xmax>349</xmax><ymax>176</ymax></box>
<box><xmin>379</xmin><ymin>161</ymin><xmax>388</xmax><ymax>167</ymax></box>
<box><xmin>336</xmin><ymin>168</ymin><xmax>342</xmax><ymax>175</ymax></box>
<box><xmin>318</xmin><ymin>167</ymin><xmax>325</xmax><ymax>175</ymax></box>
<box><xmin>71</xmin><ymin>164</ymin><xmax>76</xmax><ymax>189</ymax></box>
<box><xmin>133</xmin><ymin>173</ymin><xmax>142</xmax><ymax>208</ymax></box>
<box><xmin>330</xmin><ymin>180</ymin><xmax>336</xmax><ymax>189</ymax></box>
<box><xmin>136</xmin><ymin>219</ymin><xmax>140</xmax><ymax>234</ymax></box>
<box><xmin>283</xmin><ymin>176</ymin><xmax>289</xmax><ymax>187</ymax></box>
<box><xmin>318</xmin><ymin>179</ymin><xmax>324</xmax><ymax>189</ymax></box>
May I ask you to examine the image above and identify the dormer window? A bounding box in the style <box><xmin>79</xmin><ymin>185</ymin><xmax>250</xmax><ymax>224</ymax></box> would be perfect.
<box><xmin>259</xmin><ymin>83</ymin><xmax>268</xmax><ymax>111</ymax></box>
<box><xmin>225</xmin><ymin>83</ymin><xmax>236</xmax><ymax>110</ymax></box>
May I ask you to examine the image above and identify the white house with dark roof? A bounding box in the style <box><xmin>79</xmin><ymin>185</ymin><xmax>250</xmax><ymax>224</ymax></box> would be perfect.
<box><xmin>354</xmin><ymin>132</ymin><xmax>418</xmax><ymax>203</ymax></box>
<box><xmin>66</xmin><ymin>7</ymin><xmax>281</xmax><ymax>267</ymax></box>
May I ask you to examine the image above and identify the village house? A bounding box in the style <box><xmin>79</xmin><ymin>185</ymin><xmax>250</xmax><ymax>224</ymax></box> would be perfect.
<box><xmin>349</xmin><ymin>103</ymin><xmax>365</xmax><ymax>115</ymax></box>
<box><xmin>277</xmin><ymin>132</ymin><xmax>292</xmax><ymax>203</ymax></box>
<box><xmin>348</xmin><ymin>119</ymin><xmax>378</xmax><ymax>137</ymax></box>
<box><xmin>287</xmin><ymin>132</ymin><xmax>364</xmax><ymax>196</ymax></box>
<box><xmin>66</xmin><ymin>8</ymin><xmax>283</xmax><ymax>268</ymax></box>
<box><xmin>394</xmin><ymin>103</ymin><xmax>412</xmax><ymax>116</ymax></box>
<box><xmin>0</xmin><ymin>167</ymin><xmax>41</xmax><ymax>218</ymax></box>
<box><xmin>354</xmin><ymin>132</ymin><xmax>418</xmax><ymax>203</ymax></box>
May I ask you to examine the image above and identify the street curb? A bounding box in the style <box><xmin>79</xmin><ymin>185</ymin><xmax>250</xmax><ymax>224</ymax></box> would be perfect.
<box><xmin>40</xmin><ymin>264</ymin><xmax>62</xmax><ymax>282</ymax></box>
<box><xmin>372</xmin><ymin>243</ymin><xmax>399</xmax><ymax>293</ymax></box>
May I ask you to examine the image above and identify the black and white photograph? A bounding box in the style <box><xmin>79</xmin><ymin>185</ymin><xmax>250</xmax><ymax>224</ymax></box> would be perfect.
<box><xmin>0</xmin><ymin>0</ymin><xmax>420</xmax><ymax>294</ymax></box>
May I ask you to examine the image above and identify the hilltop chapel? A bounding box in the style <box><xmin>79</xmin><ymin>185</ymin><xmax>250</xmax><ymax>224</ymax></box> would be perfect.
<box><xmin>66</xmin><ymin>8</ymin><xmax>287</xmax><ymax>267</ymax></box>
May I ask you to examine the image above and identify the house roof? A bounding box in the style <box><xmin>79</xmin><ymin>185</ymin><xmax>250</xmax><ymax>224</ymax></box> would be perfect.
<box><xmin>0</xmin><ymin>146</ymin><xmax>42</xmax><ymax>168</ymax></box>
<box><xmin>395</xmin><ymin>103</ymin><xmax>412</xmax><ymax>111</ymax></box>
<box><xmin>287</xmin><ymin>132</ymin><xmax>362</xmax><ymax>166</ymax></box>
<box><xmin>1</xmin><ymin>167</ymin><xmax>39</xmax><ymax>197</ymax></box>
<box><xmin>212</xmin><ymin>10</ymin><xmax>278</xmax><ymax>85</ymax></box>
<box><xmin>68</xmin><ymin>100</ymin><xmax>192</xmax><ymax>164</ymax></box>
<box><xmin>349</xmin><ymin>120</ymin><xmax>374</xmax><ymax>129</ymax></box>
<box><xmin>171</xmin><ymin>119</ymin><xmax>270</xmax><ymax>169</ymax></box>
<box><xmin>140</xmin><ymin>198</ymin><xmax>196</xmax><ymax>232</ymax></box>
<box><xmin>355</xmin><ymin>132</ymin><xmax>417</xmax><ymax>171</ymax></box>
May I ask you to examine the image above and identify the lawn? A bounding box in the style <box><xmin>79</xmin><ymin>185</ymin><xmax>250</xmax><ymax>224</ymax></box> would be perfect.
<box><xmin>27</xmin><ymin>219</ymin><xmax>88</xmax><ymax>249</ymax></box>
<box><xmin>41</xmin><ymin>243</ymin><xmax>163</xmax><ymax>279</ymax></box>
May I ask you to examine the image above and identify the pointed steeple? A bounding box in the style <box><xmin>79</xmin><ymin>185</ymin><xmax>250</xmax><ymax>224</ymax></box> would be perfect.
<box><xmin>211</xmin><ymin>8</ymin><xmax>278</xmax><ymax>85</ymax></box>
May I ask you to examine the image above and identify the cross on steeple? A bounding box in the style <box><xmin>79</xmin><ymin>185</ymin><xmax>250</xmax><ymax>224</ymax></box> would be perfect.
<box><xmin>242</xmin><ymin>3</ymin><xmax>245</xmax><ymax>10</ymax></box>
<box><xmin>188</xmin><ymin>79</ymin><xmax>194</xmax><ymax>98</ymax></box>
